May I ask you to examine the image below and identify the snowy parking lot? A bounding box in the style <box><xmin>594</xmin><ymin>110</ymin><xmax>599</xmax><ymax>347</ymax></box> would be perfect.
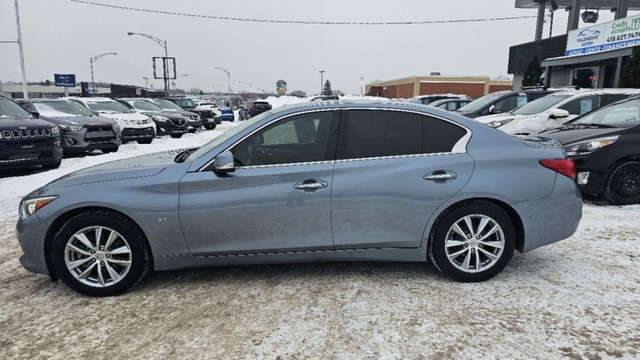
<box><xmin>1</xmin><ymin>114</ymin><xmax>639</xmax><ymax>359</ymax></box>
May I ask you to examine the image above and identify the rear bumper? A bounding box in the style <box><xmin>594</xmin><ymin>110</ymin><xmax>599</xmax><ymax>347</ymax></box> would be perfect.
<box><xmin>517</xmin><ymin>180</ymin><xmax>583</xmax><ymax>253</ymax></box>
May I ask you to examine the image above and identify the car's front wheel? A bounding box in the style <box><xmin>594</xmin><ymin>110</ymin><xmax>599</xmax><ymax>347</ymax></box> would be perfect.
<box><xmin>604</xmin><ymin>161</ymin><xmax>640</xmax><ymax>205</ymax></box>
<box><xmin>51</xmin><ymin>210</ymin><xmax>151</xmax><ymax>296</ymax></box>
<box><xmin>429</xmin><ymin>201</ymin><xmax>515</xmax><ymax>282</ymax></box>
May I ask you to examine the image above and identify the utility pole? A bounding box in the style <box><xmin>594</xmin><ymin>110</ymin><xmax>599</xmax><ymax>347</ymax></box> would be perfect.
<box><xmin>14</xmin><ymin>0</ymin><xmax>28</xmax><ymax>99</ymax></box>
<box><xmin>360</xmin><ymin>76</ymin><xmax>365</xmax><ymax>96</ymax></box>
<box><xmin>319</xmin><ymin>70</ymin><xmax>325</xmax><ymax>94</ymax></box>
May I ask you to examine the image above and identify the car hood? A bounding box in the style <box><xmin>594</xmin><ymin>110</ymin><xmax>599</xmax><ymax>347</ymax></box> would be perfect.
<box><xmin>539</xmin><ymin>126</ymin><xmax>628</xmax><ymax>145</ymax></box>
<box><xmin>97</xmin><ymin>112</ymin><xmax>148</xmax><ymax>121</ymax></box>
<box><xmin>45</xmin><ymin>150</ymin><xmax>181</xmax><ymax>189</ymax></box>
<box><xmin>139</xmin><ymin>111</ymin><xmax>185</xmax><ymax>120</ymax></box>
<box><xmin>0</xmin><ymin>117</ymin><xmax>56</xmax><ymax>129</ymax></box>
<box><xmin>161</xmin><ymin>109</ymin><xmax>198</xmax><ymax>117</ymax></box>
<box><xmin>39</xmin><ymin>115</ymin><xmax>116</xmax><ymax>126</ymax></box>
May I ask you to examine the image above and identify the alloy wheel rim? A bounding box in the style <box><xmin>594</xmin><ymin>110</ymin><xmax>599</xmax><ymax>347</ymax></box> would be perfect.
<box><xmin>64</xmin><ymin>226</ymin><xmax>132</xmax><ymax>288</ymax></box>
<box><xmin>444</xmin><ymin>214</ymin><xmax>505</xmax><ymax>273</ymax></box>
<box><xmin>617</xmin><ymin>170</ymin><xmax>640</xmax><ymax>201</ymax></box>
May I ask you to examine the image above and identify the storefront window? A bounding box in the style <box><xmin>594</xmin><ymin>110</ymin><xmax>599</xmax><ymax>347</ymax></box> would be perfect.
<box><xmin>572</xmin><ymin>67</ymin><xmax>599</xmax><ymax>89</ymax></box>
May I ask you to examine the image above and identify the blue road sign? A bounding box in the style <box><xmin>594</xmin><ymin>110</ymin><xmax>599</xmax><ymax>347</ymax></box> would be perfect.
<box><xmin>54</xmin><ymin>74</ymin><xmax>76</xmax><ymax>87</ymax></box>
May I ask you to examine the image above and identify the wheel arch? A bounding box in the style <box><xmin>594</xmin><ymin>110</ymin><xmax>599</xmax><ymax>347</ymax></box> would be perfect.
<box><xmin>44</xmin><ymin>206</ymin><xmax>153</xmax><ymax>279</ymax></box>
<box><xmin>428</xmin><ymin>197</ymin><xmax>526</xmax><ymax>254</ymax></box>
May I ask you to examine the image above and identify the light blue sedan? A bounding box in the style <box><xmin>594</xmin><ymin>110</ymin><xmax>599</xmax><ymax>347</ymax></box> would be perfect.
<box><xmin>16</xmin><ymin>101</ymin><xmax>582</xmax><ymax>296</ymax></box>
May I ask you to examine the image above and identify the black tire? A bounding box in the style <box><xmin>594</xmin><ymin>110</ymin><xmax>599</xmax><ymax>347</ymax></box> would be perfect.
<box><xmin>42</xmin><ymin>160</ymin><xmax>61</xmax><ymax>170</ymax></box>
<box><xmin>428</xmin><ymin>201</ymin><xmax>515</xmax><ymax>282</ymax></box>
<box><xmin>604</xmin><ymin>161</ymin><xmax>640</xmax><ymax>205</ymax></box>
<box><xmin>51</xmin><ymin>210</ymin><xmax>151</xmax><ymax>296</ymax></box>
<box><xmin>137</xmin><ymin>139</ymin><xmax>153</xmax><ymax>144</ymax></box>
<box><xmin>102</xmin><ymin>147</ymin><xmax>118</xmax><ymax>154</ymax></box>
<box><xmin>204</xmin><ymin>123</ymin><xmax>217</xmax><ymax>130</ymax></box>
<box><xmin>170</xmin><ymin>134</ymin><xmax>183</xmax><ymax>139</ymax></box>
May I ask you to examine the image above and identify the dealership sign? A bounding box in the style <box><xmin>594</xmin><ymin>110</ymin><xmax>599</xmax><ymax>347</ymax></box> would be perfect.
<box><xmin>566</xmin><ymin>14</ymin><xmax>640</xmax><ymax>56</ymax></box>
<box><xmin>54</xmin><ymin>74</ymin><xmax>76</xmax><ymax>87</ymax></box>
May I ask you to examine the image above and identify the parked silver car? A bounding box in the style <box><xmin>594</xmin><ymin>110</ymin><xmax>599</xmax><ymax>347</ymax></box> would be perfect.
<box><xmin>16</xmin><ymin>101</ymin><xmax>582</xmax><ymax>296</ymax></box>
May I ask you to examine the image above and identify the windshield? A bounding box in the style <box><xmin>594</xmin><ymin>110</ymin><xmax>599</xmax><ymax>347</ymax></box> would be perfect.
<box><xmin>130</xmin><ymin>99</ymin><xmax>163</xmax><ymax>112</ymax></box>
<box><xmin>171</xmin><ymin>99</ymin><xmax>196</xmax><ymax>108</ymax></box>
<box><xmin>573</xmin><ymin>98</ymin><xmax>640</xmax><ymax>126</ymax></box>
<box><xmin>188</xmin><ymin>111</ymin><xmax>272</xmax><ymax>161</ymax></box>
<box><xmin>86</xmin><ymin>100</ymin><xmax>133</xmax><ymax>113</ymax></box>
<box><xmin>458</xmin><ymin>92</ymin><xmax>507</xmax><ymax>112</ymax></box>
<box><xmin>153</xmin><ymin>99</ymin><xmax>184</xmax><ymax>110</ymax></box>
<box><xmin>512</xmin><ymin>95</ymin><xmax>570</xmax><ymax>115</ymax></box>
<box><xmin>0</xmin><ymin>98</ymin><xmax>31</xmax><ymax>118</ymax></box>
<box><xmin>34</xmin><ymin>101</ymin><xmax>95</xmax><ymax>117</ymax></box>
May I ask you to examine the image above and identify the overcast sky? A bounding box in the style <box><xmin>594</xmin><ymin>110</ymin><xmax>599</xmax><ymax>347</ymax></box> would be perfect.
<box><xmin>0</xmin><ymin>0</ymin><xmax>633</xmax><ymax>95</ymax></box>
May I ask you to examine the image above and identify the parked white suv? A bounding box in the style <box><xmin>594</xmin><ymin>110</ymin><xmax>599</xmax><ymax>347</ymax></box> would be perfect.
<box><xmin>407</xmin><ymin>94</ymin><xmax>469</xmax><ymax>106</ymax></box>
<box><xmin>476</xmin><ymin>89</ymin><xmax>640</xmax><ymax>135</ymax></box>
<box><xmin>69</xmin><ymin>97</ymin><xmax>156</xmax><ymax>143</ymax></box>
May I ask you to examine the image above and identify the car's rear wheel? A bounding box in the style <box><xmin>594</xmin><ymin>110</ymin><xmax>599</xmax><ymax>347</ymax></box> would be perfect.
<box><xmin>42</xmin><ymin>160</ymin><xmax>61</xmax><ymax>170</ymax></box>
<box><xmin>51</xmin><ymin>210</ymin><xmax>151</xmax><ymax>296</ymax></box>
<box><xmin>170</xmin><ymin>134</ymin><xmax>183</xmax><ymax>138</ymax></box>
<box><xmin>429</xmin><ymin>201</ymin><xmax>515</xmax><ymax>282</ymax></box>
<box><xmin>137</xmin><ymin>139</ymin><xmax>153</xmax><ymax>144</ymax></box>
<box><xmin>604</xmin><ymin>161</ymin><xmax>640</xmax><ymax>205</ymax></box>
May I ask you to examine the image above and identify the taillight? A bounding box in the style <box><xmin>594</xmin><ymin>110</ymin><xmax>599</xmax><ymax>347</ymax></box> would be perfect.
<box><xmin>539</xmin><ymin>159</ymin><xmax>575</xmax><ymax>179</ymax></box>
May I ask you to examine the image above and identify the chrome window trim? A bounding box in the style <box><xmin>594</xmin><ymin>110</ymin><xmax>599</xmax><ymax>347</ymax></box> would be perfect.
<box><xmin>198</xmin><ymin>107</ymin><xmax>472</xmax><ymax>172</ymax></box>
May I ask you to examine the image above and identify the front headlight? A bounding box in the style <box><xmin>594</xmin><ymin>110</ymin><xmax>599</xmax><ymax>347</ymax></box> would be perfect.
<box><xmin>113</xmin><ymin>123</ymin><xmax>120</xmax><ymax>131</ymax></box>
<box><xmin>20</xmin><ymin>195</ymin><xmax>58</xmax><ymax>220</ymax></box>
<box><xmin>59</xmin><ymin>124</ymin><xmax>83</xmax><ymax>132</ymax></box>
<box><xmin>151</xmin><ymin>115</ymin><xmax>170</xmax><ymax>123</ymax></box>
<box><xmin>564</xmin><ymin>136</ymin><xmax>619</xmax><ymax>156</ymax></box>
<box><xmin>489</xmin><ymin>118</ymin><xmax>513</xmax><ymax>128</ymax></box>
<box><xmin>50</xmin><ymin>126</ymin><xmax>60</xmax><ymax>135</ymax></box>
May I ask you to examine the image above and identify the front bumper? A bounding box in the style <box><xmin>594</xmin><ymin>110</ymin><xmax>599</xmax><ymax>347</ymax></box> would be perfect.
<box><xmin>569</xmin><ymin>154</ymin><xmax>616</xmax><ymax>197</ymax></box>
<box><xmin>156</xmin><ymin>121</ymin><xmax>188</xmax><ymax>136</ymax></box>
<box><xmin>61</xmin><ymin>126</ymin><xmax>121</xmax><ymax>153</ymax></box>
<box><xmin>0</xmin><ymin>137</ymin><xmax>63</xmax><ymax>168</ymax></box>
<box><xmin>121</xmin><ymin>126</ymin><xmax>156</xmax><ymax>142</ymax></box>
<box><xmin>16</xmin><ymin>213</ymin><xmax>50</xmax><ymax>275</ymax></box>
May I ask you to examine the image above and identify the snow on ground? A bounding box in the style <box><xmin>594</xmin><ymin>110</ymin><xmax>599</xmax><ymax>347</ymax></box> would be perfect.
<box><xmin>0</xmin><ymin>109</ymin><xmax>639</xmax><ymax>359</ymax></box>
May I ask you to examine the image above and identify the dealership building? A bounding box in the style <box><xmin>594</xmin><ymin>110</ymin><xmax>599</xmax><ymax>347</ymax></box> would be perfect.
<box><xmin>366</xmin><ymin>75</ymin><xmax>513</xmax><ymax>99</ymax></box>
<box><xmin>509</xmin><ymin>0</ymin><xmax>640</xmax><ymax>89</ymax></box>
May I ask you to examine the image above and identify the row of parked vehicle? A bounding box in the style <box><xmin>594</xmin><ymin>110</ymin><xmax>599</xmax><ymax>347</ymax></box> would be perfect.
<box><xmin>0</xmin><ymin>96</ymin><xmax>236</xmax><ymax>171</ymax></box>
<box><xmin>409</xmin><ymin>88</ymin><xmax>640</xmax><ymax>205</ymax></box>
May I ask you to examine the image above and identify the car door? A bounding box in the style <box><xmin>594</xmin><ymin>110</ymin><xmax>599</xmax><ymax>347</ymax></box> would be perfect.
<box><xmin>179</xmin><ymin>110</ymin><xmax>339</xmax><ymax>255</ymax></box>
<box><xmin>331</xmin><ymin>109</ymin><xmax>474</xmax><ymax>249</ymax></box>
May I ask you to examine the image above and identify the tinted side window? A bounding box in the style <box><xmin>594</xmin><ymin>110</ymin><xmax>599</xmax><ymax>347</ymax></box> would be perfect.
<box><xmin>338</xmin><ymin>110</ymin><xmax>422</xmax><ymax>159</ymax></box>
<box><xmin>233</xmin><ymin>111</ymin><xmax>336</xmax><ymax>166</ymax></box>
<box><xmin>493</xmin><ymin>95</ymin><xmax>519</xmax><ymax>113</ymax></box>
<box><xmin>423</xmin><ymin>116</ymin><xmax>467</xmax><ymax>153</ymax></box>
<box><xmin>600</xmin><ymin>94</ymin><xmax>629</xmax><ymax>107</ymax></box>
<box><xmin>560</xmin><ymin>95</ymin><xmax>600</xmax><ymax>115</ymax></box>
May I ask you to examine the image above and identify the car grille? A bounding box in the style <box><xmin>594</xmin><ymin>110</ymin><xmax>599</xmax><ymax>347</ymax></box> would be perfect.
<box><xmin>1</xmin><ymin>128</ymin><xmax>52</xmax><ymax>140</ymax></box>
<box><xmin>85</xmin><ymin>126</ymin><xmax>116</xmax><ymax>142</ymax></box>
<box><xmin>189</xmin><ymin>115</ymin><xmax>199</xmax><ymax>121</ymax></box>
<box><xmin>198</xmin><ymin>110</ymin><xmax>214</xmax><ymax>118</ymax></box>
<box><xmin>170</xmin><ymin>119</ymin><xmax>186</xmax><ymax>126</ymax></box>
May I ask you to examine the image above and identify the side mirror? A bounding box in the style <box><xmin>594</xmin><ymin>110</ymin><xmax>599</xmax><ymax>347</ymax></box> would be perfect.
<box><xmin>550</xmin><ymin>109</ymin><xmax>570</xmax><ymax>119</ymax></box>
<box><xmin>92</xmin><ymin>111</ymin><xmax>100</xmax><ymax>116</ymax></box>
<box><xmin>30</xmin><ymin>111</ymin><xmax>40</xmax><ymax>118</ymax></box>
<box><xmin>488</xmin><ymin>105</ymin><xmax>501</xmax><ymax>114</ymax></box>
<box><xmin>213</xmin><ymin>151</ymin><xmax>235</xmax><ymax>173</ymax></box>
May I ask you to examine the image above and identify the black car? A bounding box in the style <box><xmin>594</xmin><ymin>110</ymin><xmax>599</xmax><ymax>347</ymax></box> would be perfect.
<box><xmin>541</xmin><ymin>95</ymin><xmax>640</xmax><ymax>204</ymax></box>
<box><xmin>149</xmin><ymin>99</ymin><xmax>203</xmax><ymax>132</ymax></box>
<box><xmin>117</xmin><ymin>99</ymin><xmax>188</xmax><ymax>138</ymax></box>
<box><xmin>17</xmin><ymin>99</ymin><xmax>121</xmax><ymax>155</ymax></box>
<box><xmin>163</xmin><ymin>98</ymin><xmax>217</xmax><ymax>130</ymax></box>
<box><xmin>0</xmin><ymin>96</ymin><xmax>63</xmax><ymax>170</ymax></box>
<box><xmin>457</xmin><ymin>89</ymin><xmax>559</xmax><ymax>119</ymax></box>
<box><xmin>238</xmin><ymin>100</ymin><xmax>272</xmax><ymax>120</ymax></box>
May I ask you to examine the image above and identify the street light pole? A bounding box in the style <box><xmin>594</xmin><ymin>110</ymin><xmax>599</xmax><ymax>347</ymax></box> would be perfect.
<box><xmin>215</xmin><ymin>67</ymin><xmax>231</xmax><ymax>107</ymax></box>
<box><xmin>89</xmin><ymin>52</ymin><xmax>117</xmax><ymax>95</ymax></box>
<box><xmin>360</xmin><ymin>76</ymin><xmax>365</xmax><ymax>96</ymax></box>
<box><xmin>319</xmin><ymin>70</ymin><xmax>325</xmax><ymax>95</ymax></box>
<box><xmin>14</xmin><ymin>0</ymin><xmax>28</xmax><ymax>99</ymax></box>
<box><xmin>127</xmin><ymin>32</ymin><xmax>170</xmax><ymax>97</ymax></box>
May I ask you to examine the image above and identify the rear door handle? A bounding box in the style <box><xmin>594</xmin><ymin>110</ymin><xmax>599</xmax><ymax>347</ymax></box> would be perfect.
<box><xmin>294</xmin><ymin>179</ymin><xmax>328</xmax><ymax>190</ymax></box>
<box><xmin>424</xmin><ymin>170</ymin><xmax>457</xmax><ymax>183</ymax></box>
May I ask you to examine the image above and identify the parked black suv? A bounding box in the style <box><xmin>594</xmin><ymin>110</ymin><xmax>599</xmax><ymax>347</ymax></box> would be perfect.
<box><xmin>163</xmin><ymin>98</ymin><xmax>217</xmax><ymax>129</ymax></box>
<box><xmin>238</xmin><ymin>100</ymin><xmax>272</xmax><ymax>120</ymax></box>
<box><xmin>117</xmin><ymin>98</ymin><xmax>188</xmax><ymax>138</ymax></box>
<box><xmin>456</xmin><ymin>88</ymin><xmax>559</xmax><ymax>119</ymax></box>
<box><xmin>149</xmin><ymin>99</ymin><xmax>203</xmax><ymax>132</ymax></box>
<box><xmin>0</xmin><ymin>96</ymin><xmax>63</xmax><ymax>169</ymax></box>
<box><xmin>17</xmin><ymin>99</ymin><xmax>121</xmax><ymax>155</ymax></box>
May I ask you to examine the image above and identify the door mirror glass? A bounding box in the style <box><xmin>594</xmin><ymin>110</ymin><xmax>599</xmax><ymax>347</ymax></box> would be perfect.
<box><xmin>550</xmin><ymin>109</ymin><xmax>570</xmax><ymax>119</ymax></box>
<box><xmin>213</xmin><ymin>151</ymin><xmax>235</xmax><ymax>173</ymax></box>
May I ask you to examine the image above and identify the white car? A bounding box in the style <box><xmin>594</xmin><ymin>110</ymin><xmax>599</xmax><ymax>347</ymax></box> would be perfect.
<box><xmin>477</xmin><ymin>89</ymin><xmax>640</xmax><ymax>135</ymax></box>
<box><xmin>68</xmin><ymin>97</ymin><xmax>156</xmax><ymax>143</ymax></box>
<box><xmin>407</xmin><ymin>94</ymin><xmax>469</xmax><ymax>106</ymax></box>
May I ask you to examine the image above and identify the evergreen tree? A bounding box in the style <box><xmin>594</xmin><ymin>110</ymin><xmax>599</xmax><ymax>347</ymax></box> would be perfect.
<box><xmin>620</xmin><ymin>48</ymin><xmax>640</xmax><ymax>88</ymax></box>
<box><xmin>522</xmin><ymin>55</ymin><xmax>544</xmax><ymax>87</ymax></box>
<box><xmin>322</xmin><ymin>80</ymin><xmax>332</xmax><ymax>95</ymax></box>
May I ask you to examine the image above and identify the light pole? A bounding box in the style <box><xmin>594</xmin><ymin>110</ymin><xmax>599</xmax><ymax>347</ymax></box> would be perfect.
<box><xmin>238</xmin><ymin>81</ymin><xmax>253</xmax><ymax>93</ymax></box>
<box><xmin>14</xmin><ymin>0</ymin><xmax>28</xmax><ymax>99</ymax></box>
<box><xmin>360</xmin><ymin>76</ymin><xmax>365</xmax><ymax>96</ymax></box>
<box><xmin>90</xmin><ymin>52</ymin><xmax>116</xmax><ymax>95</ymax></box>
<box><xmin>127</xmin><ymin>32</ymin><xmax>170</xmax><ymax>97</ymax></box>
<box><xmin>319</xmin><ymin>70</ymin><xmax>325</xmax><ymax>95</ymax></box>
<box><xmin>215</xmin><ymin>67</ymin><xmax>231</xmax><ymax>107</ymax></box>
<box><xmin>142</xmin><ymin>77</ymin><xmax>149</xmax><ymax>87</ymax></box>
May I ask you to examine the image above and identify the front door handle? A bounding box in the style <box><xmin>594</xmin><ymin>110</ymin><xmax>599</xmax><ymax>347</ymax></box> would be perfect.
<box><xmin>424</xmin><ymin>170</ymin><xmax>457</xmax><ymax>183</ymax></box>
<box><xmin>294</xmin><ymin>179</ymin><xmax>328</xmax><ymax>190</ymax></box>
